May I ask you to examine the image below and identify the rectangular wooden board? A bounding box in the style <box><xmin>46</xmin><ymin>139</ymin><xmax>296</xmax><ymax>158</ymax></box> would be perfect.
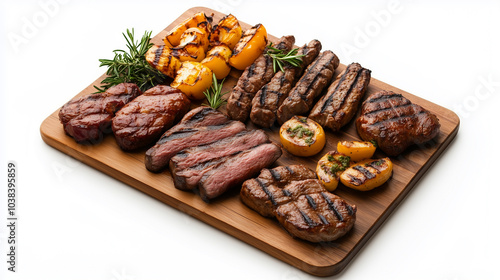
<box><xmin>40</xmin><ymin>7</ymin><xmax>460</xmax><ymax>277</ymax></box>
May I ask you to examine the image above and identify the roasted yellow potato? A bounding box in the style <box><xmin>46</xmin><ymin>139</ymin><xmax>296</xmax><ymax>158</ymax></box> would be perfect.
<box><xmin>171</xmin><ymin>61</ymin><xmax>213</xmax><ymax>100</ymax></box>
<box><xmin>337</xmin><ymin>140</ymin><xmax>376</xmax><ymax>162</ymax></box>
<box><xmin>340</xmin><ymin>158</ymin><xmax>393</xmax><ymax>191</ymax></box>
<box><xmin>229</xmin><ymin>23</ymin><xmax>267</xmax><ymax>70</ymax></box>
<box><xmin>316</xmin><ymin>151</ymin><xmax>351</xmax><ymax>191</ymax></box>
<box><xmin>201</xmin><ymin>45</ymin><xmax>232</xmax><ymax>79</ymax></box>
<box><xmin>164</xmin><ymin>12</ymin><xmax>212</xmax><ymax>48</ymax></box>
<box><xmin>145</xmin><ymin>45</ymin><xmax>181</xmax><ymax>78</ymax></box>
<box><xmin>210</xmin><ymin>14</ymin><xmax>242</xmax><ymax>50</ymax></box>
<box><xmin>279</xmin><ymin>116</ymin><xmax>326</xmax><ymax>157</ymax></box>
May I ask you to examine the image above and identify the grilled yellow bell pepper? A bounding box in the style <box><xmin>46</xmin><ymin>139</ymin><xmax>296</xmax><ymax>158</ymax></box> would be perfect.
<box><xmin>229</xmin><ymin>23</ymin><xmax>267</xmax><ymax>70</ymax></box>
<box><xmin>201</xmin><ymin>45</ymin><xmax>232</xmax><ymax>79</ymax></box>
<box><xmin>316</xmin><ymin>151</ymin><xmax>351</xmax><ymax>191</ymax></box>
<box><xmin>164</xmin><ymin>12</ymin><xmax>212</xmax><ymax>48</ymax></box>
<box><xmin>171</xmin><ymin>61</ymin><xmax>213</xmax><ymax>100</ymax></box>
<box><xmin>337</xmin><ymin>140</ymin><xmax>376</xmax><ymax>162</ymax></box>
<box><xmin>279</xmin><ymin>116</ymin><xmax>326</xmax><ymax>157</ymax></box>
<box><xmin>340</xmin><ymin>158</ymin><xmax>393</xmax><ymax>191</ymax></box>
<box><xmin>172</xmin><ymin>27</ymin><xmax>208</xmax><ymax>62</ymax></box>
<box><xmin>210</xmin><ymin>14</ymin><xmax>242</xmax><ymax>50</ymax></box>
<box><xmin>145</xmin><ymin>44</ymin><xmax>181</xmax><ymax>78</ymax></box>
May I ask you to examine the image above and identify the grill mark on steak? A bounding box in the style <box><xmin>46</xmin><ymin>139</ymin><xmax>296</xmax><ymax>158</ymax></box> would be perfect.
<box><xmin>305</xmin><ymin>194</ymin><xmax>317</xmax><ymax>210</ymax></box>
<box><xmin>321</xmin><ymin>192</ymin><xmax>344</xmax><ymax>222</ymax></box>
<box><xmin>257</xmin><ymin>178</ymin><xmax>277</xmax><ymax>206</ymax></box>
<box><xmin>299</xmin><ymin>209</ymin><xmax>318</xmax><ymax>227</ymax></box>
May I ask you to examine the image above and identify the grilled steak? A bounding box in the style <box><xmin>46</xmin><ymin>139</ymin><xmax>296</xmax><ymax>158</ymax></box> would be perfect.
<box><xmin>241</xmin><ymin>165</ymin><xmax>357</xmax><ymax>242</ymax></box>
<box><xmin>250</xmin><ymin>39</ymin><xmax>322</xmax><ymax>128</ymax></box>
<box><xmin>226</xmin><ymin>35</ymin><xmax>295</xmax><ymax>122</ymax></box>
<box><xmin>356</xmin><ymin>90</ymin><xmax>441</xmax><ymax>156</ymax></box>
<box><xmin>277</xmin><ymin>50</ymin><xmax>340</xmax><ymax>125</ymax></box>
<box><xmin>145</xmin><ymin>120</ymin><xmax>246</xmax><ymax>172</ymax></box>
<box><xmin>309</xmin><ymin>62</ymin><xmax>371</xmax><ymax>132</ymax></box>
<box><xmin>198</xmin><ymin>143</ymin><xmax>282</xmax><ymax>201</ymax></box>
<box><xmin>112</xmin><ymin>85</ymin><xmax>190</xmax><ymax>151</ymax></box>
<box><xmin>59</xmin><ymin>83</ymin><xmax>141</xmax><ymax>143</ymax></box>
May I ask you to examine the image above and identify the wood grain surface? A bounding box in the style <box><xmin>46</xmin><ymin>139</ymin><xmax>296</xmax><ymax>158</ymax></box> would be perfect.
<box><xmin>39</xmin><ymin>7</ymin><xmax>460</xmax><ymax>277</ymax></box>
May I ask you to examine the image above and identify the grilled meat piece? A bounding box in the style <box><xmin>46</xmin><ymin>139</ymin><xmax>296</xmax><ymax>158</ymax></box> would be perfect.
<box><xmin>226</xmin><ymin>35</ymin><xmax>295</xmax><ymax>122</ymax></box>
<box><xmin>59</xmin><ymin>83</ymin><xmax>141</xmax><ymax>143</ymax></box>
<box><xmin>198</xmin><ymin>143</ymin><xmax>282</xmax><ymax>201</ymax></box>
<box><xmin>170</xmin><ymin>129</ymin><xmax>270</xmax><ymax>190</ymax></box>
<box><xmin>277</xmin><ymin>51</ymin><xmax>340</xmax><ymax>125</ymax></box>
<box><xmin>356</xmin><ymin>90</ymin><xmax>441</xmax><ymax>156</ymax></box>
<box><xmin>250</xmin><ymin>40</ymin><xmax>322</xmax><ymax>128</ymax></box>
<box><xmin>241</xmin><ymin>165</ymin><xmax>356</xmax><ymax>242</ymax></box>
<box><xmin>112</xmin><ymin>85</ymin><xmax>190</xmax><ymax>151</ymax></box>
<box><xmin>240</xmin><ymin>165</ymin><xmax>317</xmax><ymax>217</ymax></box>
<box><xmin>309</xmin><ymin>63</ymin><xmax>371</xmax><ymax>132</ymax></box>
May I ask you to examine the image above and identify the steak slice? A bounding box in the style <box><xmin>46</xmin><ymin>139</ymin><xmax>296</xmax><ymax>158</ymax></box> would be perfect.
<box><xmin>226</xmin><ymin>35</ymin><xmax>295</xmax><ymax>122</ymax></box>
<box><xmin>250</xmin><ymin>39</ymin><xmax>322</xmax><ymax>128</ymax></box>
<box><xmin>59</xmin><ymin>83</ymin><xmax>141</xmax><ymax>143</ymax></box>
<box><xmin>309</xmin><ymin>62</ymin><xmax>371</xmax><ymax>132</ymax></box>
<box><xmin>198</xmin><ymin>143</ymin><xmax>282</xmax><ymax>201</ymax></box>
<box><xmin>145</xmin><ymin>120</ymin><xmax>246</xmax><ymax>172</ymax></box>
<box><xmin>112</xmin><ymin>85</ymin><xmax>190</xmax><ymax>151</ymax></box>
<box><xmin>277</xmin><ymin>50</ymin><xmax>340</xmax><ymax>125</ymax></box>
<box><xmin>240</xmin><ymin>165</ymin><xmax>317</xmax><ymax>217</ymax></box>
<box><xmin>241</xmin><ymin>166</ymin><xmax>357</xmax><ymax>242</ymax></box>
<box><xmin>356</xmin><ymin>90</ymin><xmax>441</xmax><ymax>156</ymax></box>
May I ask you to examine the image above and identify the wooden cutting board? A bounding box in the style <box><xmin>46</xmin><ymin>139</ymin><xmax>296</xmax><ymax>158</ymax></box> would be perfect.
<box><xmin>40</xmin><ymin>6</ymin><xmax>460</xmax><ymax>277</ymax></box>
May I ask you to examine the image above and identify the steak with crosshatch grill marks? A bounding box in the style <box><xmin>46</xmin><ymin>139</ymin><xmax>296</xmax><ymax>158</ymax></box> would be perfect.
<box><xmin>226</xmin><ymin>35</ymin><xmax>296</xmax><ymax>122</ymax></box>
<box><xmin>58</xmin><ymin>83</ymin><xmax>141</xmax><ymax>143</ymax></box>
<box><xmin>250</xmin><ymin>39</ymin><xmax>322</xmax><ymax>128</ymax></box>
<box><xmin>356</xmin><ymin>90</ymin><xmax>441</xmax><ymax>156</ymax></box>
<box><xmin>277</xmin><ymin>50</ymin><xmax>340</xmax><ymax>125</ymax></box>
<box><xmin>309</xmin><ymin>62</ymin><xmax>371</xmax><ymax>132</ymax></box>
<box><xmin>241</xmin><ymin>165</ymin><xmax>357</xmax><ymax>242</ymax></box>
<box><xmin>112</xmin><ymin>85</ymin><xmax>190</xmax><ymax>151</ymax></box>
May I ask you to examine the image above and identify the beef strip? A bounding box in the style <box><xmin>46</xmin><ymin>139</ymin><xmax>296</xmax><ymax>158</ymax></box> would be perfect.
<box><xmin>226</xmin><ymin>35</ymin><xmax>295</xmax><ymax>122</ymax></box>
<box><xmin>356</xmin><ymin>90</ymin><xmax>441</xmax><ymax>156</ymax></box>
<box><xmin>277</xmin><ymin>51</ymin><xmax>340</xmax><ymax>125</ymax></box>
<box><xmin>59</xmin><ymin>83</ymin><xmax>141</xmax><ymax>143</ymax></box>
<box><xmin>250</xmin><ymin>39</ymin><xmax>322</xmax><ymax>128</ymax></box>
<box><xmin>309</xmin><ymin>62</ymin><xmax>371</xmax><ymax>132</ymax></box>
<box><xmin>112</xmin><ymin>85</ymin><xmax>190</xmax><ymax>151</ymax></box>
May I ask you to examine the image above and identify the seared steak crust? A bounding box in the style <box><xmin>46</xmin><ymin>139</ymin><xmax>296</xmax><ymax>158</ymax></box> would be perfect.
<box><xmin>227</xmin><ymin>35</ymin><xmax>295</xmax><ymax>122</ymax></box>
<box><xmin>277</xmin><ymin>50</ymin><xmax>340</xmax><ymax>125</ymax></box>
<box><xmin>241</xmin><ymin>165</ymin><xmax>357</xmax><ymax>242</ymax></box>
<box><xmin>112</xmin><ymin>85</ymin><xmax>190</xmax><ymax>151</ymax></box>
<box><xmin>356</xmin><ymin>90</ymin><xmax>441</xmax><ymax>156</ymax></box>
<box><xmin>250</xmin><ymin>40</ymin><xmax>322</xmax><ymax>128</ymax></box>
<box><xmin>59</xmin><ymin>83</ymin><xmax>141</xmax><ymax>143</ymax></box>
<box><xmin>309</xmin><ymin>62</ymin><xmax>371</xmax><ymax>132</ymax></box>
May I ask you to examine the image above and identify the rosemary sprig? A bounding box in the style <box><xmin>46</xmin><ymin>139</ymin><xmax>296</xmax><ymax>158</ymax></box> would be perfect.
<box><xmin>94</xmin><ymin>28</ymin><xmax>168</xmax><ymax>93</ymax></box>
<box><xmin>203</xmin><ymin>73</ymin><xmax>228</xmax><ymax>110</ymax></box>
<box><xmin>266</xmin><ymin>42</ymin><xmax>305</xmax><ymax>73</ymax></box>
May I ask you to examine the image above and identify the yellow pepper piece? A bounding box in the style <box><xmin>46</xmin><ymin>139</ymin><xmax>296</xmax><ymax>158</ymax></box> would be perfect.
<box><xmin>340</xmin><ymin>158</ymin><xmax>393</xmax><ymax>191</ymax></box>
<box><xmin>210</xmin><ymin>14</ymin><xmax>242</xmax><ymax>50</ymax></box>
<box><xmin>171</xmin><ymin>61</ymin><xmax>213</xmax><ymax>100</ymax></box>
<box><xmin>316</xmin><ymin>151</ymin><xmax>351</xmax><ymax>192</ymax></box>
<box><xmin>229</xmin><ymin>23</ymin><xmax>267</xmax><ymax>70</ymax></box>
<box><xmin>337</xmin><ymin>140</ymin><xmax>376</xmax><ymax>162</ymax></box>
<box><xmin>201</xmin><ymin>45</ymin><xmax>232</xmax><ymax>79</ymax></box>
<box><xmin>164</xmin><ymin>12</ymin><xmax>212</xmax><ymax>48</ymax></box>
<box><xmin>279</xmin><ymin>116</ymin><xmax>326</xmax><ymax>157</ymax></box>
<box><xmin>145</xmin><ymin>44</ymin><xmax>181</xmax><ymax>78</ymax></box>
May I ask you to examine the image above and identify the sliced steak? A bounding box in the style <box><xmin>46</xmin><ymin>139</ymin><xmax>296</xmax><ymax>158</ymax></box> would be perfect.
<box><xmin>241</xmin><ymin>165</ymin><xmax>356</xmax><ymax>242</ymax></box>
<box><xmin>240</xmin><ymin>165</ymin><xmax>317</xmax><ymax>217</ymax></box>
<box><xmin>356</xmin><ymin>90</ymin><xmax>441</xmax><ymax>156</ymax></box>
<box><xmin>59</xmin><ymin>83</ymin><xmax>141</xmax><ymax>143</ymax></box>
<box><xmin>277</xmin><ymin>51</ymin><xmax>340</xmax><ymax>125</ymax></box>
<box><xmin>309</xmin><ymin>62</ymin><xmax>371</xmax><ymax>132</ymax></box>
<box><xmin>145</xmin><ymin>120</ymin><xmax>246</xmax><ymax>172</ymax></box>
<box><xmin>198</xmin><ymin>143</ymin><xmax>282</xmax><ymax>201</ymax></box>
<box><xmin>226</xmin><ymin>35</ymin><xmax>295</xmax><ymax>122</ymax></box>
<box><xmin>250</xmin><ymin>40</ymin><xmax>322</xmax><ymax>128</ymax></box>
<box><xmin>112</xmin><ymin>85</ymin><xmax>190</xmax><ymax>151</ymax></box>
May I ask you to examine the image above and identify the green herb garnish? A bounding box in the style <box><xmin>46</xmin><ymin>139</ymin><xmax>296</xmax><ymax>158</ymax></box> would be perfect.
<box><xmin>266</xmin><ymin>42</ymin><xmax>305</xmax><ymax>73</ymax></box>
<box><xmin>203</xmin><ymin>73</ymin><xmax>228</xmax><ymax>110</ymax></box>
<box><xmin>95</xmin><ymin>28</ymin><xmax>168</xmax><ymax>93</ymax></box>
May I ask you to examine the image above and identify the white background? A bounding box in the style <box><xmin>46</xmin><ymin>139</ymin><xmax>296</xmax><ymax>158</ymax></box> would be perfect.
<box><xmin>1</xmin><ymin>0</ymin><xmax>499</xmax><ymax>279</ymax></box>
